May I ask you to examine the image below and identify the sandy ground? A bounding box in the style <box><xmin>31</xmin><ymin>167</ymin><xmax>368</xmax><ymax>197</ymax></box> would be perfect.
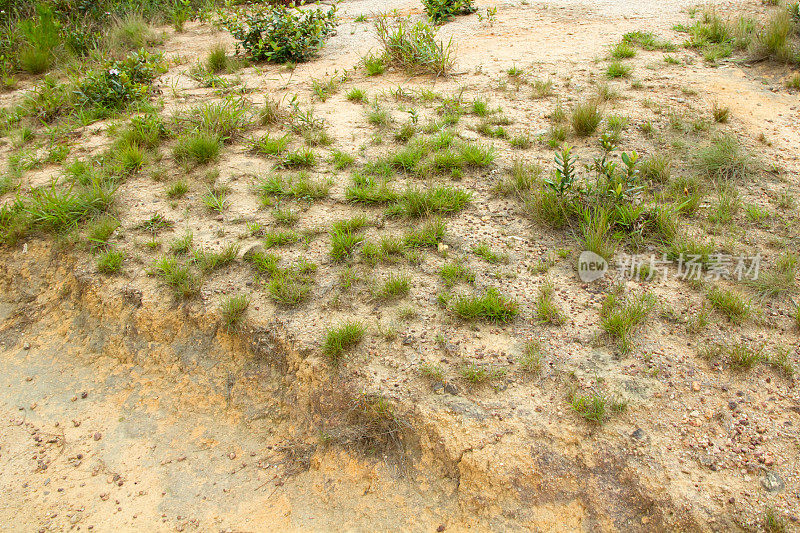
<box><xmin>2</xmin><ymin>0</ymin><xmax>800</xmax><ymax>531</ymax></box>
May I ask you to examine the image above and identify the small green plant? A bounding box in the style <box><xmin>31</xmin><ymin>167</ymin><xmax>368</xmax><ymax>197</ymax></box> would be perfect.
<box><xmin>264</xmin><ymin>230</ymin><xmax>299</xmax><ymax>248</ymax></box>
<box><xmin>347</xmin><ymin>88</ymin><xmax>367</xmax><ymax>102</ymax></box>
<box><xmin>419</xmin><ymin>362</ymin><xmax>445</xmax><ymax>381</ymax></box>
<box><xmin>258</xmin><ymin>173</ymin><xmax>330</xmax><ymax>202</ymax></box>
<box><xmin>153</xmin><ymin>257</ymin><xmax>200</xmax><ymax>299</ymax></box>
<box><xmin>763</xmin><ymin>508</ymin><xmax>787</xmax><ymax>533</ymax></box>
<box><xmin>374</xmin><ymin>16</ymin><xmax>454</xmax><ymax>75</ymax></box>
<box><xmin>253</xmin><ymin>133</ymin><xmax>290</xmax><ymax>156</ymax></box>
<box><xmin>519</xmin><ymin>340</ymin><xmax>543</xmax><ymax>374</ymax></box>
<box><xmin>220</xmin><ymin>294</ymin><xmax>250</xmax><ymax>332</ymax></box>
<box><xmin>694</xmin><ymin>134</ymin><xmax>754</xmax><ymax>182</ymax></box>
<box><xmin>451</xmin><ymin>288</ymin><xmax>519</xmax><ymax>323</ymax></box>
<box><xmin>375</xmin><ymin>273</ymin><xmax>411</xmax><ymax>300</ymax></box>
<box><xmin>707</xmin><ymin>286</ymin><xmax>750</xmax><ymax>323</ymax></box>
<box><xmin>173</xmin><ymin>132</ymin><xmax>222</xmax><ymax>166</ymax></box>
<box><xmin>97</xmin><ymin>249</ymin><xmax>124</xmax><ymax>274</ymax></box>
<box><xmin>331</xmin><ymin>150</ymin><xmax>356</xmax><ymax>170</ymax></box>
<box><xmin>611</xmin><ymin>41</ymin><xmax>637</xmax><ymax>59</ymax></box>
<box><xmin>711</xmin><ymin>101</ymin><xmax>730</xmax><ymax>123</ymax></box>
<box><xmin>571</xmin><ymin>100</ymin><xmax>603</xmax><ymax>137</ymax></box>
<box><xmin>439</xmin><ymin>261</ymin><xmax>475</xmax><ymax>287</ymax></box>
<box><xmin>569</xmin><ymin>391</ymin><xmax>624</xmax><ymax>424</ymax></box>
<box><xmin>330</xmin><ymin>218</ymin><xmax>367</xmax><ymax>261</ymax></box>
<box><xmin>459</xmin><ymin>362</ymin><xmax>505</xmax><ymax>384</ymax></box>
<box><xmin>202</xmin><ymin>187</ymin><xmax>230</xmax><ymax>214</ymax></box>
<box><xmin>404</xmin><ymin>217</ymin><xmax>446</xmax><ymax>247</ymax></box>
<box><xmin>363</xmin><ymin>53</ymin><xmax>387</xmax><ymax>75</ymax></box>
<box><xmin>606</xmin><ymin>61</ymin><xmax>632</xmax><ymax>78</ymax></box>
<box><xmin>323</xmin><ymin>320</ymin><xmax>366</xmax><ymax>363</ymax></box>
<box><xmin>728</xmin><ymin>342</ymin><xmax>764</xmax><ymax>370</ymax></box>
<box><xmin>600</xmin><ymin>288</ymin><xmax>655</xmax><ymax>352</ymax></box>
<box><xmin>166</xmin><ymin>181</ymin><xmax>189</xmax><ymax>200</ymax></box>
<box><xmin>534</xmin><ymin>280</ymin><xmax>565</xmax><ymax>325</ymax></box>
<box><xmin>169</xmin><ymin>232</ymin><xmax>193</xmax><ymax>255</ymax></box>
<box><xmin>86</xmin><ymin>216</ymin><xmax>119</xmax><ymax>249</ymax></box>
<box><xmin>423</xmin><ymin>0</ymin><xmax>477</xmax><ymax>24</ymax></box>
<box><xmin>471</xmin><ymin>242</ymin><xmax>509</xmax><ymax>264</ymax></box>
<box><xmin>193</xmin><ymin>243</ymin><xmax>239</xmax><ymax>274</ymax></box>
<box><xmin>222</xmin><ymin>4</ymin><xmax>337</xmax><ymax>64</ymax></box>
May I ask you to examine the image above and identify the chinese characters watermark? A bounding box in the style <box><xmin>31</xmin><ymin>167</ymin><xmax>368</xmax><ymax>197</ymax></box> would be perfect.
<box><xmin>578</xmin><ymin>252</ymin><xmax>762</xmax><ymax>283</ymax></box>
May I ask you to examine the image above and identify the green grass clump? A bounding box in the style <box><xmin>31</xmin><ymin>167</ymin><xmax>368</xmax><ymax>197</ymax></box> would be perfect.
<box><xmin>281</xmin><ymin>147</ymin><xmax>316</xmax><ymax>169</ymax></box>
<box><xmin>193</xmin><ymin>243</ymin><xmax>239</xmax><ymax>274</ymax></box>
<box><xmin>571</xmin><ymin>100</ymin><xmax>603</xmax><ymax>137</ymax></box>
<box><xmin>569</xmin><ymin>391</ymin><xmax>625</xmax><ymax>424</ymax></box>
<box><xmin>391</xmin><ymin>186</ymin><xmax>471</xmax><ymax>218</ymax></box>
<box><xmin>727</xmin><ymin>342</ymin><xmax>764</xmax><ymax>370</ymax></box>
<box><xmin>220</xmin><ymin>294</ymin><xmax>250</xmax><ymax>332</ymax></box>
<box><xmin>419</xmin><ymin>362</ymin><xmax>445</xmax><ymax>381</ymax></box>
<box><xmin>403</xmin><ymin>217</ymin><xmax>446</xmax><ymax>247</ymax></box>
<box><xmin>363</xmin><ymin>52</ymin><xmax>387</xmax><ymax>75</ymax></box>
<box><xmin>86</xmin><ymin>215</ymin><xmax>119</xmax><ymax>249</ymax></box>
<box><xmin>264</xmin><ymin>230</ymin><xmax>299</xmax><ymax>248</ymax></box>
<box><xmin>347</xmin><ymin>88</ymin><xmax>368</xmax><ymax>102</ymax></box>
<box><xmin>173</xmin><ymin>132</ymin><xmax>221</xmax><ymax>166</ymax></box>
<box><xmin>178</xmin><ymin>98</ymin><xmax>251</xmax><ymax>140</ymax></box>
<box><xmin>258</xmin><ymin>173</ymin><xmax>330</xmax><ymax>202</ymax></box>
<box><xmin>622</xmin><ymin>30</ymin><xmax>675</xmax><ymax>51</ymax></box>
<box><xmin>331</xmin><ymin>150</ymin><xmax>356</xmax><ymax>170</ymax></box>
<box><xmin>169</xmin><ymin>232</ymin><xmax>193</xmax><ymax>255</ymax></box>
<box><xmin>494</xmin><ymin>160</ymin><xmax>541</xmax><ymax>197</ymax></box>
<box><xmin>323</xmin><ymin>320</ymin><xmax>366</xmax><ymax>363</ymax></box>
<box><xmin>267</xmin><ymin>260</ymin><xmax>317</xmax><ymax>306</ymax></box>
<box><xmin>97</xmin><ymin>249</ymin><xmax>124</xmax><ymax>274</ymax></box>
<box><xmin>519</xmin><ymin>340</ymin><xmax>543</xmax><ymax>374</ymax></box>
<box><xmin>439</xmin><ymin>261</ymin><xmax>475</xmax><ymax>287</ymax></box>
<box><xmin>346</xmin><ymin>175</ymin><xmax>398</xmax><ymax>205</ymax></box>
<box><xmin>534</xmin><ymin>281</ymin><xmax>565</xmax><ymax>325</ymax></box>
<box><xmin>471</xmin><ymin>242</ymin><xmax>509</xmax><ymax>264</ymax></box>
<box><xmin>374</xmin><ymin>16</ymin><xmax>454</xmax><ymax>75</ymax></box>
<box><xmin>606</xmin><ymin>61</ymin><xmax>632</xmax><ymax>78</ymax></box>
<box><xmin>330</xmin><ymin>217</ymin><xmax>368</xmax><ymax>261</ymax></box>
<box><xmin>600</xmin><ymin>288</ymin><xmax>655</xmax><ymax>352</ymax></box>
<box><xmin>252</xmin><ymin>133</ymin><xmax>290</xmax><ymax>156</ymax></box>
<box><xmin>153</xmin><ymin>257</ymin><xmax>200</xmax><ymax>298</ymax></box>
<box><xmin>707</xmin><ymin>286</ymin><xmax>750</xmax><ymax>323</ymax></box>
<box><xmin>451</xmin><ymin>288</ymin><xmax>519</xmax><ymax>323</ymax></box>
<box><xmin>459</xmin><ymin>362</ymin><xmax>505</xmax><ymax>384</ymax></box>
<box><xmin>611</xmin><ymin>41</ymin><xmax>637</xmax><ymax>59</ymax></box>
<box><xmin>375</xmin><ymin>273</ymin><xmax>411</xmax><ymax>300</ymax></box>
<box><xmin>166</xmin><ymin>181</ymin><xmax>189</xmax><ymax>200</ymax></box>
<box><xmin>694</xmin><ymin>134</ymin><xmax>754</xmax><ymax>182</ymax></box>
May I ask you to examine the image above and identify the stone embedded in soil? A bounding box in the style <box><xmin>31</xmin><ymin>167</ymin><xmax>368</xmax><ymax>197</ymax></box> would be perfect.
<box><xmin>761</xmin><ymin>471</ymin><xmax>785</xmax><ymax>493</ymax></box>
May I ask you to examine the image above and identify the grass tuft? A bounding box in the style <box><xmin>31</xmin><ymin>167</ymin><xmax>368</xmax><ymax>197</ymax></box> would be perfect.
<box><xmin>323</xmin><ymin>321</ymin><xmax>366</xmax><ymax>363</ymax></box>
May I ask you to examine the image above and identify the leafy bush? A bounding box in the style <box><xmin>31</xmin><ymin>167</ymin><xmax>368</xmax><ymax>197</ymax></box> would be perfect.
<box><xmin>423</xmin><ymin>0</ymin><xmax>477</xmax><ymax>24</ymax></box>
<box><xmin>223</xmin><ymin>5</ymin><xmax>337</xmax><ymax>64</ymax></box>
<box><xmin>75</xmin><ymin>51</ymin><xmax>166</xmax><ymax>110</ymax></box>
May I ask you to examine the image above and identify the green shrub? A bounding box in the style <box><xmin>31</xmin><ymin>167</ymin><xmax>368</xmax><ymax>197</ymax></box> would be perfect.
<box><xmin>223</xmin><ymin>5</ymin><xmax>337</xmax><ymax>64</ymax></box>
<box><xmin>423</xmin><ymin>0</ymin><xmax>477</xmax><ymax>24</ymax></box>
<box><xmin>74</xmin><ymin>51</ymin><xmax>165</xmax><ymax>111</ymax></box>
